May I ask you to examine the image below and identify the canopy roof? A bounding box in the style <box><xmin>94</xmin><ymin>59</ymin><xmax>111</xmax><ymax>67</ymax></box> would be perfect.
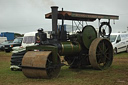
<box><xmin>45</xmin><ymin>11</ymin><xmax>119</xmax><ymax>21</ymax></box>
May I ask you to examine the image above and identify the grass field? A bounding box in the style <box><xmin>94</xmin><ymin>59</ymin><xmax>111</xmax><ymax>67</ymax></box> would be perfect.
<box><xmin>0</xmin><ymin>52</ymin><xmax>128</xmax><ymax>85</ymax></box>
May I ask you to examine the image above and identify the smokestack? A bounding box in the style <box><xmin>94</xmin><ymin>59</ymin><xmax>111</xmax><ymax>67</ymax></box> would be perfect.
<box><xmin>51</xmin><ymin>6</ymin><xmax>58</xmax><ymax>38</ymax></box>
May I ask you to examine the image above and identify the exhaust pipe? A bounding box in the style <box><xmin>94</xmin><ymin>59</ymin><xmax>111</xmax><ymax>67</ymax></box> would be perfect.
<box><xmin>51</xmin><ymin>6</ymin><xmax>58</xmax><ymax>39</ymax></box>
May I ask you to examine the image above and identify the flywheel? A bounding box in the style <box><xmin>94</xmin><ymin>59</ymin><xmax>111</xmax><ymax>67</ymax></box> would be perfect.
<box><xmin>22</xmin><ymin>51</ymin><xmax>61</xmax><ymax>78</ymax></box>
<box><xmin>82</xmin><ymin>25</ymin><xmax>97</xmax><ymax>49</ymax></box>
<box><xmin>89</xmin><ymin>38</ymin><xmax>113</xmax><ymax>70</ymax></box>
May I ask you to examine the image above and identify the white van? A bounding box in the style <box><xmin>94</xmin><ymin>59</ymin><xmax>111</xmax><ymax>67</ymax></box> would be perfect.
<box><xmin>10</xmin><ymin>31</ymin><xmax>37</xmax><ymax>70</ymax></box>
<box><xmin>10</xmin><ymin>31</ymin><xmax>50</xmax><ymax>70</ymax></box>
<box><xmin>110</xmin><ymin>33</ymin><xmax>128</xmax><ymax>54</ymax></box>
<box><xmin>12</xmin><ymin>31</ymin><xmax>50</xmax><ymax>53</ymax></box>
<box><xmin>12</xmin><ymin>31</ymin><xmax>37</xmax><ymax>53</ymax></box>
<box><xmin>0</xmin><ymin>37</ymin><xmax>7</xmax><ymax>44</ymax></box>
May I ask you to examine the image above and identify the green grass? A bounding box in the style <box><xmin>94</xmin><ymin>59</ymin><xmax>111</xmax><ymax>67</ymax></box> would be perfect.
<box><xmin>114</xmin><ymin>52</ymin><xmax>128</xmax><ymax>58</ymax></box>
<box><xmin>0</xmin><ymin>51</ymin><xmax>12</xmax><ymax>57</ymax></box>
<box><xmin>0</xmin><ymin>52</ymin><xmax>128</xmax><ymax>85</ymax></box>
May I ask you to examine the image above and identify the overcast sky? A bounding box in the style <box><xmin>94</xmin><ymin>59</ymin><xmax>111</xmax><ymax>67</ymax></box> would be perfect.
<box><xmin>0</xmin><ymin>0</ymin><xmax>128</xmax><ymax>34</ymax></box>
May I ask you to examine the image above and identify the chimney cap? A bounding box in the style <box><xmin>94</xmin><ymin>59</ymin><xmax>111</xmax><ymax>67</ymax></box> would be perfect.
<box><xmin>51</xmin><ymin>6</ymin><xmax>58</xmax><ymax>8</ymax></box>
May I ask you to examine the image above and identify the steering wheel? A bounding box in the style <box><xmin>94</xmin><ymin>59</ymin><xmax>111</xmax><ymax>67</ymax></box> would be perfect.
<box><xmin>99</xmin><ymin>22</ymin><xmax>112</xmax><ymax>38</ymax></box>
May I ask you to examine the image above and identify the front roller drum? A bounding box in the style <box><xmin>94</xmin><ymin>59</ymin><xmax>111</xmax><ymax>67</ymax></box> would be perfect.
<box><xmin>22</xmin><ymin>51</ymin><xmax>61</xmax><ymax>78</ymax></box>
<box><xmin>89</xmin><ymin>38</ymin><xmax>113</xmax><ymax>70</ymax></box>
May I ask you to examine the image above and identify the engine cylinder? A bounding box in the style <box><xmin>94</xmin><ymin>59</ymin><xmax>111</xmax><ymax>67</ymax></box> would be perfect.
<box><xmin>60</xmin><ymin>42</ymin><xmax>81</xmax><ymax>55</ymax></box>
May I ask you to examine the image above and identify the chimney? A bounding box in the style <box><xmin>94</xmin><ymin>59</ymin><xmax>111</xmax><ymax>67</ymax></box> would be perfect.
<box><xmin>51</xmin><ymin>6</ymin><xmax>58</xmax><ymax>38</ymax></box>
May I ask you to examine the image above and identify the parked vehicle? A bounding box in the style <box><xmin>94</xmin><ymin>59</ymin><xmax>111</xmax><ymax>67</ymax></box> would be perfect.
<box><xmin>0</xmin><ymin>41</ymin><xmax>12</xmax><ymax>51</ymax></box>
<box><xmin>10</xmin><ymin>32</ymin><xmax>37</xmax><ymax>71</ymax></box>
<box><xmin>0</xmin><ymin>32</ymin><xmax>14</xmax><ymax>41</ymax></box>
<box><xmin>10</xmin><ymin>31</ymin><xmax>50</xmax><ymax>71</ymax></box>
<box><xmin>110</xmin><ymin>33</ymin><xmax>128</xmax><ymax>54</ymax></box>
<box><xmin>12</xmin><ymin>32</ymin><xmax>37</xmax><ymax>53</ymax></box>
<box><xmin>4</xmin><ymin>37</ymin><xmax>23</xmax><ymax>52</ymax></box>
<box><xmin>0</xmin><ymin>44</ymin><xmax>4</xmax><ymax>51</ymax></box>
<box><xmin>0</xmin><ymin>37</ymin><xmax>7</xmax><ymax>44</ymax></box>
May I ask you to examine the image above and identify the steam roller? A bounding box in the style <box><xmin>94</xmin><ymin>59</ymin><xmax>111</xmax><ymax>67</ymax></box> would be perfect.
<box><xmin>21</xmin><ymin>6</ymin><xmax>119</xmax><ymax>79</ymax></box>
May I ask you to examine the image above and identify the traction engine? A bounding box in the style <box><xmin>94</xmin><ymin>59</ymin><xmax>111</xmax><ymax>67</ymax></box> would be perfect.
<box><xmin>21</xmin><ymin>6</ymin><xmax>119</xmax><ymax>78</ymax></box>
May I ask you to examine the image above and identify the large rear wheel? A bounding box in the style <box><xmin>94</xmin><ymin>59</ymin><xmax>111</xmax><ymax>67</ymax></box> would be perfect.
<box><xmin>89</xmin><ymin>38</ymin><xmax>113</xmax><ymax>70</ymax></box>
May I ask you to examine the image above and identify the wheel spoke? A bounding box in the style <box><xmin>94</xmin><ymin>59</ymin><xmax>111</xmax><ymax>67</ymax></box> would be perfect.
<box><xmin>104</xmin><ymin>54</ymin><xmax>110</xmax><ymax>60</ymax></box>
<box><xmin>47</xmin><ymin>59</ymin><xmax>52</xmax><ymax>64</ymax></box>
<box><xmin>98</xmin><ymin>46</ymin><xmax>103</xmax><ymax>53</ymax></box>
<box><xmin>98</xmin><ymin>59</ymin><xmax>102</xmax><ymax>64</ymax></box>
<box><xmin>96</xmin><ymin>54</ymin><xmax>101</xmax><ymax>56</ymax></box>
<box><xmin>104</xmin><ymin>48</ymin><xmax>109</xmax><ymax>53</ymax></box>
<box><xmin>102</xmin><ymin>42</ymin><xmax>105</xmax><ymax>51</ymax></box>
